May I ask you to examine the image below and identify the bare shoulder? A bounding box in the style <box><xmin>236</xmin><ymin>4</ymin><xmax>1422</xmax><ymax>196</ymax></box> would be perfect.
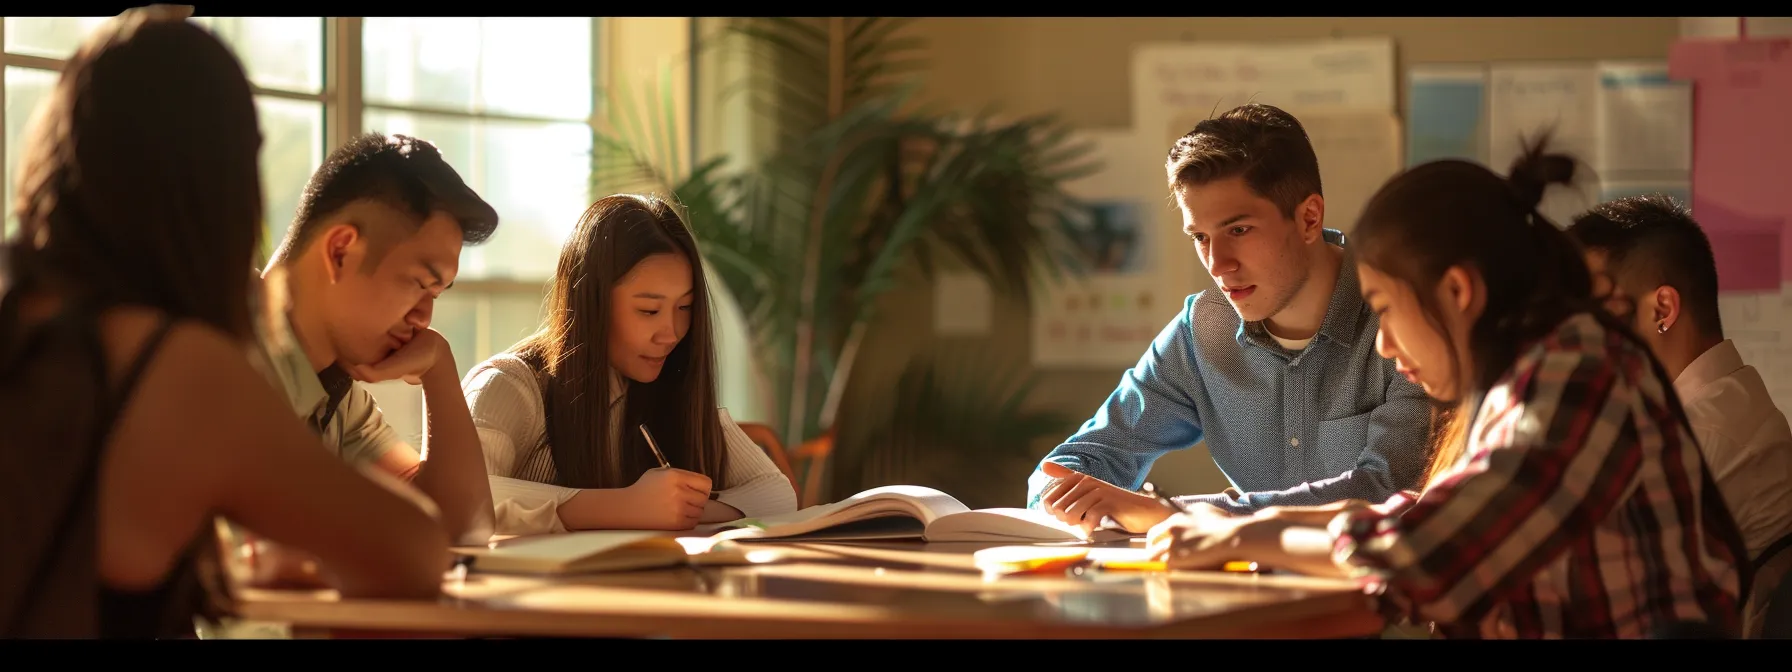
<box><xmin>92</xmin><ymin>307</ymin><xmax>240</xmax><ymax>378</ymax></box>
<box><xmin>97</xmin><ymin>307</ymin><xmax>280</xmax><ymax>444</ymax></box>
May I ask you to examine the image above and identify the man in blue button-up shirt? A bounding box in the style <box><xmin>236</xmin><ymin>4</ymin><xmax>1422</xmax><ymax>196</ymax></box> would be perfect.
<box><xmin>1029</xmin><ymin>103</ymin><xmax>1433</xmax><ymax>532</ymax></box>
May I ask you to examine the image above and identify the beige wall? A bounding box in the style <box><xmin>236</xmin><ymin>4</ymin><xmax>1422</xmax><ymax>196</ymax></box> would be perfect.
<box><xmin>848</xmin><ymin>17</ymin><xmax>1683</xmax><ymax>501</ymax></box>
<box><xmin>918</xmin><ymin>18</ymin><xmax>1679</xmax><ymax>128</ymax></box>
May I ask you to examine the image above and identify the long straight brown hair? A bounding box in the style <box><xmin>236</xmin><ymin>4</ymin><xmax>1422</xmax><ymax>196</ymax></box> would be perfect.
<box><xmin>0</xmin><ymin>13</ymin><xmax>264</xmax><ymax>638</ymax></box>
<box><xmin>513</xmin><ymin>194</ymin><xmax>729</xmax><ymax>489</ymax></box>
<box><xmin>3</xmin><ymin>15</ymin><xmax>262</xmax><ymax>344</ymax></box>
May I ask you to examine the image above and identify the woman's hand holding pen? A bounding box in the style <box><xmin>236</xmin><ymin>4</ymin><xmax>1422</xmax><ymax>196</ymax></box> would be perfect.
<box><xmin>1146</xmin><ymin>508</ymin><xmax>1285</xmax><ymax>571</ymax></box>
<box><xmin>621</xmin><ymin>467</ymin><xmax>713</xmax><ymax>530</ymax></box>
<box><xmin>1146</xmin><ymin>505</ymin><xmax>1350</xmax><ymax>577</ymax></box>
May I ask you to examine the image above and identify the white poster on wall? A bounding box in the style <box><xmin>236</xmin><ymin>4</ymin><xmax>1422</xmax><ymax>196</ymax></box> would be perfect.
<box><xmin>1132</xmin><ymin>37</ymin><xmax>1397</xmax><ymax>160</ymax></box>
<box><xmin>1487</xmin><ymin>62</ymin><xmax>1601</xmax><ymax>227</ymax></box>
<box><xmin>1300</xmin><ymin>109</ymin><xmax>1404</xmax><ymax>233</ymax></box>
<box><xmin>1032</xmin><ymin>129</ymin><xmax>1194</xmax><ymax>369</ymax></box>
<box><xmin>1594</xmin><ymin>61</ymin><xmax>1692</xmax><ymax>178</ymax></box>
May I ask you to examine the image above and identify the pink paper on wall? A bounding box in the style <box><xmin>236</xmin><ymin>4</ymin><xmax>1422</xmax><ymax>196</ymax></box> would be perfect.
<box><xmin>1669</xmin><ymin>38</ymin><xmax>1792</xmax><ymax>291</ymax></box>
<box><xmin>1707</xmin><ymin>231</ymin><xmax>1783</xmax><ymax>292</ymax></box>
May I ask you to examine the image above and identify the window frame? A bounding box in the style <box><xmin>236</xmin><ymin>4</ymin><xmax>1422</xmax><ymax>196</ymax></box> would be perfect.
<box><xmin>347</xmin><ymin>17</ymin><xmax>606</xmax><ymax>361</ymax></box>
<box><xmin>0</xmin><ymin>16</ymin><xmax>333</xmax><ymax>240</ymax></box>
<box><xmin>2</xmin><ymin>16</ymin><xmax>606</xmax><ymax>365</ymax></box>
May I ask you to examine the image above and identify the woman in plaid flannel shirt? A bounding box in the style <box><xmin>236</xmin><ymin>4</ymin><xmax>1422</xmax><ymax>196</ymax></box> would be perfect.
<box><xmin>1146</xmin><ymin>136</ymin><xmax>1751</xmax><ymax>639</ymax></box>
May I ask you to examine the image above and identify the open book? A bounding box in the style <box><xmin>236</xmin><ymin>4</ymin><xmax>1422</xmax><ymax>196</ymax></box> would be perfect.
<box><xmin>465</xmin><ymin>531</ymin><xmax>707</xmax><ymax>575</ymax></box>
<box><xmin>706</xmin><ymin>485</ymin><xmax>1133</xmax><ymax>544</ymax></box>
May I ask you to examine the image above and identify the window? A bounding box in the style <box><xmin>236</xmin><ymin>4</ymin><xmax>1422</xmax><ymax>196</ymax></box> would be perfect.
<box><xmin>2</xmin><ymin>17</ymin><xmax>326</xmax><ymax>253</ymax></box>
<box><xmin>0</xmin><ymin>18</ymin><xmax>766</xmax><ymax>441</ymax></box>
<box><xmin>360</xmin><ymin>18</ymin><xmax>599</xmax><ymax>386</ymax></box>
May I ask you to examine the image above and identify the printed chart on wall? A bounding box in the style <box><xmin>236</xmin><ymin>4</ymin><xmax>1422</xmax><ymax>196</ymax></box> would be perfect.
<box><xmin>1133</xmin><ymin>38</ymin><xmax>1400</xmax><ymax>233</ymax></box>
<box><xmin>1463</xmin><ymin>60</ymin><xmax>1692</xmax><ymax>229</ymax></box>
<box><xmin>1593</xmin><ymin>61</ymin><xmax>1692</xmax><ymax>206</ymax></box>
<box><xmin>1032</xmin><ymin>129</ymin><xmax>1192</xmax><ymax>369</ymax></box>
<box><xmin>1405</xmin><ymin>64</ymin><xmax>1489</xmax><ymax>167</ymax></box>
<box><xmin>1670</xmin><ymin>38</ymin><xmax>1792</xmax><ymax>412</ymax></box>
<box><xmin>1486</xmin><ymin>62</ymin><xmax>1603</xmax><ymax>228</ymax></box>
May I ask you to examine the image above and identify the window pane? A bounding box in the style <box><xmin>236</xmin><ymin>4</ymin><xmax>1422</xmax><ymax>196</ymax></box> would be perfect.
<box><xmin>3</xmin><ymin>77</ymin><xmax>320</xmax><ymax>247</ymax></box>
<box><xmin>488</xmin><ymin>288</ymin><xmax>548</xmax><ymax>354</ymax></box>
<box><xmin>4</xmin><ymin>17</ymin><xmax>322</xmax><ymax>94</ymax></box>
<box><xmin>363</xmin><ymin>109</ymin><xmax>592</xmax><ymax>281</ymax></box>
<box><xmin>432</xmin><ymin>292</ymin><xmax>482</xmax><ymax>379</ymax></box>
<box><xmin>362</xmin><ymin>18</ymin><xmax>592</xmax><ymax>120</ymax></box>
<box><xmin>4</xmin><ymin>67</ymin><xmax>57</xmax><ymax>237</ymax></box>
<box><xmin>3</xmin><ymin>17</ymin><xmax>109</xmax><ymax>59</ymax></box>
<box><xmin>195</xmin><ymin>17</ymin><xmax>324</xmax><ymax>94</ymax></box>
<box><xmin>255</xmin><ymin>96</ymin><xmax>324</xmax><ymax>262</ymax></box>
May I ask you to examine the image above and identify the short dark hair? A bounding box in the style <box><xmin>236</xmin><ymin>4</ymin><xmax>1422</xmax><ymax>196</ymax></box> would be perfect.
<box><xmin>269</xmin><ymin>133</ymin><xmax>499</xmax><ymax>265</ymax></box>
<box><xmin>1164</xmin><ymin>103</ymin><xmax>1323</xmax><ymax>219</ymax></box>
<box><xmin>1567</xmin><ymin>194</ymin><xmax>1724</xmax><ymax>338</ymax></box>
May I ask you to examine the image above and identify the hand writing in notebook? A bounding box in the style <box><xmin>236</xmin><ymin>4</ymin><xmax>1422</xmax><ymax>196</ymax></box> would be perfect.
<box><xmin>620</xmin><ymin>466</ymin><xmax>713</xmax><ymax>530</ymax></box>
<box><xmin>622</xmin><ymin>425</ymin><xmax>714</xmax><ymax>530</ymax></box>
<box><xmin>1038</xmin><ymin>462</ymin><xmax>1217</xmax><ymax>535</ymax></box>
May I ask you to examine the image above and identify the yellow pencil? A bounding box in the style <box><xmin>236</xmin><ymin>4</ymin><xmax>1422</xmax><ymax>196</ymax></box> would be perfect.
<box><xmin>1223</xmin><ymin>561</ymin><xmax>1260</xmax><ymax>573</ymax></box>
<box><xmin>1096</xmin><ymin>560</ymin><xmax>1167</xmax><ymax>572</ymax></box>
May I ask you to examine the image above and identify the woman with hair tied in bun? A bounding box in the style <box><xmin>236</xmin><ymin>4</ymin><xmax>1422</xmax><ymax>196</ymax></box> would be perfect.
<box><xmin>1145</xmin><ymin>134</ymin><xmax>1751</xmax><ymax>639</ymax></box>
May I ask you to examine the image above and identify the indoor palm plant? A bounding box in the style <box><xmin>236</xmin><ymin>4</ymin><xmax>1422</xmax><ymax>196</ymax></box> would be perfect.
<box><xmin>593</xmin><ymin>17</ymin><xmax>1094</xmax><ymax>505</ymax></box>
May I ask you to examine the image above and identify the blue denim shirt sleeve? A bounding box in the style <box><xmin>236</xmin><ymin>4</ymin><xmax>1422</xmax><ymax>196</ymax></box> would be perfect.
<box><xmin>1178</xmin><ymin>370</ymin><xmax>1432</xmax><ymax>514</ymax></box>
<box><xmin>1027</xmin><ymin>296</ymin><xmax>1205</xmax><ymax>508</ymax></box>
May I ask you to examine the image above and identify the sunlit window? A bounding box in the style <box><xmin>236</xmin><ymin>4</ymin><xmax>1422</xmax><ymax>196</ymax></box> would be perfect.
<box><xmin>362</xmin><ymin>18</ymin><xmax>599</xmax><ymax>378</ymax></box>
<box><xmin>2</xmin><ymin>17</ymin><xmax>326</xmax><ymax>252</ymax></box>
<box><xmin>0</xmin><ymin>17</ymin><xmax>717</xmax><ymax>438</ymax></box>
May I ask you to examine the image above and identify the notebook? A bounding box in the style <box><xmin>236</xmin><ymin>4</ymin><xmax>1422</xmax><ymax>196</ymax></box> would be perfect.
<box><xmin>706</xmin><ymin>485</ymin><xmax>1133</xmax><ymax>544</ymax></box>
<box><xmin>465</xmin><ymin>531</ymin><xmax>710</xmax><ymax>575</ymax></box>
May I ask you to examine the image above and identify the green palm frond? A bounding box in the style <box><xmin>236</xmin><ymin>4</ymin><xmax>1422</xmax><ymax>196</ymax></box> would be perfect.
<box><xmin>593</xmin><ymin>17</ymin><xmax>1098</xmax><ymax>500</ymax></box>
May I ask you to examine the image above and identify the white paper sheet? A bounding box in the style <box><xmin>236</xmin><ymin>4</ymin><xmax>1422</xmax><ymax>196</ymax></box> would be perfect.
<box><xmin>1133</xmin><ymin>38</ymin><xmax>1396</xmax><ymax>162</ymax></box>
<box><xmin>1487</xmin><ymin>62</ymin><xmax>1601</xmax><ymax>227</ymax></box>
<box><xmin>1718</xmin><ymin>287</ymin><xmax>1792</xmax><ymax>414</ymax></box>
<box><xmin>1301</xmin><ymin>109</ymin><xmax>1404</xmax><ymax>233</ymax></box>
<box><xmin>933</xmin><ymin>272</ymin><xmax>993</xmax><ymax>336</ymax></box>
<box><xmin>1595</xmin><ymin>61</ymin><xmax>1692</xmax><ymax>178</ymax></box>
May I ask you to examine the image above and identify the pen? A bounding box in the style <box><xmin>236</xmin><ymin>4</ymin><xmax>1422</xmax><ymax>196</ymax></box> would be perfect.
<box><xmin>1143</xmin><ymin>483</ymin><xmax>1262</xmax><ymax>574</ymax></box>
<box><xmin>640</xmin><ymin>424</ymin><xmax>720</xmax><ymax>500</ymax></box>
<box><xmin>639</xmin><ymin>424</ymin><xmax>672</xmax><ymax>469</ymax></box>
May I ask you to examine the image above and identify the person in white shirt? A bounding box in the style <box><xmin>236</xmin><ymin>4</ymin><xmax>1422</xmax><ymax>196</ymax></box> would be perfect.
<box><xmin>463</xmin><ymin>194</ymin><xmax>796</xmax><ymax>535</ymax></box>
<box><xmin>1568</xmin><ymin>193</ymin><xmax>1792</xmax><ymax>561</ymax></box>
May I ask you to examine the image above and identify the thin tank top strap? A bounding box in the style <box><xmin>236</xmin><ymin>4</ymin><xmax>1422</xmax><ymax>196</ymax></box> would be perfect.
<box><xmin>106</xmin><ymin>316</ymin><xmax>179</xmax><ymax>416</ymax></box>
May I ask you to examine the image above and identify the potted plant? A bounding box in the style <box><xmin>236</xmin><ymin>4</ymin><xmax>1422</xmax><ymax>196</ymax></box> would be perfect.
<box><xmin>594</xmin><ymin>17</ymin><xmax>1095</xmax><ymax>504</ymax></box>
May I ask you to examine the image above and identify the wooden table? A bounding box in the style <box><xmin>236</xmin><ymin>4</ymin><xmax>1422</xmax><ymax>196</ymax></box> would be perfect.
<box><xmin>226</xmin><ymin>538</ymin><xmax>1385</xmax><ymax>639</ymax></box>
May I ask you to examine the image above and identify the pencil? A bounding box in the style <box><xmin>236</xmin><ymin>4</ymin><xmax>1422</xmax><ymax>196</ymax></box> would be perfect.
<box><xmin>638</xmin><ymin>424</ymin><xmax>672</xmax><ymax>469</ymax></box>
